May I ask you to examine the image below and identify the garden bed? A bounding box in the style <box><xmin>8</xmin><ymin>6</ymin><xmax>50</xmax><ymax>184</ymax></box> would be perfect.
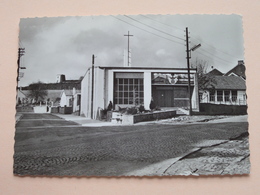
<box><xmin>119</xmin><ymin>110</ymin><xmax>177</xmax><ymax>125</ymax></box>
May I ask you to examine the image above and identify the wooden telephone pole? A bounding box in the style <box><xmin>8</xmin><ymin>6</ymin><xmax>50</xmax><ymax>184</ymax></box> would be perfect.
<box><xmin>91</xmin><ymin>54</ymin><xmax>95</xmax><ymax>119</ymax></box>
<box><xmin>185</xmin><ymin>27</ymin><xmax>192</xmax><ymax>116</ymax></box>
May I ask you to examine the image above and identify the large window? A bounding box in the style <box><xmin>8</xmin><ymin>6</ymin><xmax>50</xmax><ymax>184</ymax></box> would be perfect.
<box><xmin>217</xmin><ymin>90</ymin><xmax>223</xmax><ymax>102</ymax></box>
<box><xmin>231</xmin><ymin>90</ymin><xmax>237</xmax><ymax>102</ymax></box>
<box><xmin>114</xmin><ymin>73</ymin><xmax>144</xmax><ymax>105</ymax></box>
<box><xmin>224</xmin><ymin>90</ymin><xmax>230</xmax><ymax>102</ymax></box>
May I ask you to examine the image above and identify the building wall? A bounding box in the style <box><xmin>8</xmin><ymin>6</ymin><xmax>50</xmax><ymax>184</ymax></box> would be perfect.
<box><xmin>81</xmin><ymin>69</ymin><xmax>91</xmax><ymax>118</ymax></box>
<box><xmin>73</xmin><ymin>93</ymin><xmax>81</xmax><ymax>112</ymax></box>
<box><xmin>60</xmin><ymin>92</ymin><xmax>67</xmax><ymax>107</ymax></box>
<box><xmin>93</xmin><ymin>68</ymin><xmax>105</xmax><ymax>119</ymax></box>
<box><xmin>80</xmin><ymin>67</ymin><xmax>105</xmax><ymax>118</ymax></box>
<box><xmin>81</xmin><ymin>67</ymin><xmax>199</xmax><ymax>119</ymax></box>
<box><xmin>200</xmin><ymin>89</ymin><xmax>247</xmax><ymax>105</ymax></box>
<box><xmin>143</xmin><ymin>72</ymin><xmax>152</xmax><ymax>109</ymax></box>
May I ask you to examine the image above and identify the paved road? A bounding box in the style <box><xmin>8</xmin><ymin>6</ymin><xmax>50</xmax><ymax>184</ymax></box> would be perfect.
<box><xmin>14</xmin><ymin>113</ymin><xmax>249</xmax><ymax>176</ymax></box>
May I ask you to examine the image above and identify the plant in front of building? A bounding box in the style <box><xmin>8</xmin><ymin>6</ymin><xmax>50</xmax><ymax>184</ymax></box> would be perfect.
<box><xmin>27</xmin><ymin>81</ymin><xmax>48</xmax><ymax>105</ymax></box>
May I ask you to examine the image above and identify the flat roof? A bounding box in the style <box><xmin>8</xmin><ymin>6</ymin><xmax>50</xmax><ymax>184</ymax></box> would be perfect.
<box><xmin>98</xmin><ymin>66</ymin><xmax>197</xmax><ymax>71</ymax></box>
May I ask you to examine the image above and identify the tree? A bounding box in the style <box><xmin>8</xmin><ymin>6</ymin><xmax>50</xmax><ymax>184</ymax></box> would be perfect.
<box><xmin>27</xmin><ymin>81</ymin><xmax>48</xmax><ymax>103</ymax></box>
<box><xmin>191</xmin><ymin>58</ymin><xmax>216</xmax><ymax>93</ymax></box>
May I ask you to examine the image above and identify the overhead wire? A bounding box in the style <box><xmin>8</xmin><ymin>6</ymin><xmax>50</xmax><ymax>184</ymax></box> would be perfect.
<box><xmin>139</xmin><ymin>15</ymin><xmax>184</xmax><ymax>31</ymax></box>
<box><xmin>137</xmin><ymin>14</ymin><xmax>241</xmax><ymax>62</ymax></box>
<box><xmin>112</xmin><ymin>15</ymin><xmax>241</xmax><ymax>66</ymax></box>
<box><xmin>124</xmin><ymin>15</ymin><xmax>185</xmax><ymax>41</ymax></box>
<box><xmin>110</xmin><ymin>15</ymin><xmax>184</xmax><ymax>46</ymax></box>
<box><xmin>190</xmin><ymin>37</ymin><xmax>239</xmax><ymax>60</ymax></box>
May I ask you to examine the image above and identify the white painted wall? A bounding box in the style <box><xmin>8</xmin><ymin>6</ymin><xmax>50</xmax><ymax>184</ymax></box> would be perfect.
<box><xmin>60</xmin><ymin>92</ymin><xmax>67</xmax><ymax>107</ymax></box>
<box><xmin>143</xmin><ymin>71</ymin><xmax>152</xmax><ymax>110</ymax></box>
<box><xmin>80</xmin><ymin>69</ymin><xmax>91</xmax><ymax>118</ymax></box>
<box><xmin>191</xmin><ymin>73</ymin><xmax>199</xmax><ymax>111</ymax></box>
<box><xmin>93</xmin><ymin>68</ymin><xmax>105</xmax><ymax>119</ymax></box>
<box><xmin>107</xmin><ymin>70</ymin><xmax>114</xmax><ymax>108</ymax></box>
<box><xmin>80</xmin><ymin>67</ymin><xmax>199</xmax><ymax>119</ymax></box>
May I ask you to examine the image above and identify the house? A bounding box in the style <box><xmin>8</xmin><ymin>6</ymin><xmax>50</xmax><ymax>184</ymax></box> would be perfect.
<box><xmin>59</xmin><ymin>88</ymin><xmax>81</xmax><ymax>113</ymax></box>
<box><xmin>72</xmin><ymin>88</ymin><xmax>81</xmax><ymax>114</ymax></box>
<box><xmin>224</xmin><ymin>60</ymin><xmax>246</xmax><ymax>80</ymax></box>
<box><xmin>200</xmin><ymin>60</ymin><xmax>247</xmax><ymax>105</ymax></box>
<box><xmin>80</xmin><ymin>66</ymin><xmax>199</xmax><ymax>119</ymax></box>
<box><xmin>207</xmin><ymin>68</ymin><xmax>223</xmax><ymax>76</ymax></box>
<box><xmin>60</xmin><ymin>90</ymin><xmax>73</xmax><ymax>107</ymax></box>
<box><xmin>200</xmin><ymin>76</ymin><xmax>246</xmax><ymax>105</ymax></box>
<box><xmin>16</xmin><ymin>88</ymin><xmax>28</xmax><ymax>105</ymax></box>
<box><xmin>17</xmin><ymin>74</ymin><xmax>82</xmax><ymax>106</ymax></box>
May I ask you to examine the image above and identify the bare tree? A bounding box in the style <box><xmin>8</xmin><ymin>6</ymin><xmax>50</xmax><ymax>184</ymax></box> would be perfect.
<box><xmin>191</xmin><ymin>59</ymin><xmax>216</xmax><ymax>93</ymax></box>
<box><xmin>27</xmin><ymin>81</ymin><xmax>48</xmax><ymax>103</ymax></box>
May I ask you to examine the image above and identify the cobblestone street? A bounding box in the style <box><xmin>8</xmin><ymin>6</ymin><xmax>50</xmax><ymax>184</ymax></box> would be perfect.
<box><xmin>14</xmin><ymin>113</ymin><xmax>249</xmax><ymax>176</ymax></box>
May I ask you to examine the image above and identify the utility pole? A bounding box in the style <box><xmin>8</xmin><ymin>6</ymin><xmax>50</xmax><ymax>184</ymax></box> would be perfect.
<box><xmin>185</xmin><ymin>27</ymin><xmax>192</xmax><ymax>116</ymax></box>
<box><xmin>91</xmin><ymin>54</ymin><xmax>95</xmax><ymax>119</ymax></box>
<box><xmin>17</xmin><ymin>48</ymin><xmax>26</xmax><ymax>82</ymax></box>
<box><xmin>124</xmin><ymin>31</ymin><xmax>133</xmax><ymax>66</ymax></box>
<box><xmin>185</xmin><ymin>28</ymin><xmax>201</xmax><ymax>116</ymax></box>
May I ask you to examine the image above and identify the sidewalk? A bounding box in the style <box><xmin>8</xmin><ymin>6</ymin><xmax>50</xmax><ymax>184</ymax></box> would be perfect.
<box><xmin>52</xmin><ymin>113</ymin><xmax>121</xmax><ymax>127</ymax></box>
<box><xmin>53</xmin><ymin>113</ymin><xmax>248</xmax><ymax>127</ymax></box>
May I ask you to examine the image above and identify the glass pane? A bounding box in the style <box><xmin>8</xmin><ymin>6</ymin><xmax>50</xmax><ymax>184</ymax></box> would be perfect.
<box><xmin>119</xmin><ymin>92</ymin><xmax>123</xmax><ymax>97</ymax></box>
<box><xmin>124</xmin><ymin>92</ymin><xmax>128</xmax><ymax>97</ymax></box>
<box><xmin>124</xmin><ymin>99</ymin><xmax>128</xmax><ymax>104</ymax></box>
<box><xmin>129</xmin><ymin>79</ymin><xmax>133</xmax><ymax>84</ymax></box>
<box><xmin>124</xmin><ymin>79</ymin><xmax>128</xmax><ymax>84</ymax></box>
<box><xmin>119</xmin><ymin>79</ymin><xmax>123</xmax><ymax>84</ymax></box>
<box><xmin>119</xmin><ymin>99</ymin><xmax>123</xmax><ymax>104</ymax></box>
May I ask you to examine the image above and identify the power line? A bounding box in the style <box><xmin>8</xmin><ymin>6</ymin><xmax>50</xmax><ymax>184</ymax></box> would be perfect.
<box><xmin>142</xmin><ymin>14</ymin><xmax>241</xmax><ymax>61</ymax></box>
<box><xmin>138</xmin><ymin>15</ymin><xmax>241</xmax><ymax>61</ymax></box>
<box><xmin>190</xmin><ymin>36</ymin><xmax>240</xmax><ymax>60</ymax></box>
<box><xmin>139</xmin><ymin>15</ymin><xmax>184</xmax><ymax>32</ymax></box>
<box><xmin>124</xmin><ymin>15</ymin><xmax>185</xmax><ymax>41</ymax></box>
<box><xmin>195</xmin><ymin>50</ymin><xmax>234</xmax><ymax>65</ymax></box>
<box><xmin>198</xmin><ymin>48</ymin><xmax>234</xmax><ymax>64</ymax></box>
<box><xmin>110</xmin><ymin>15</ymin><xmax>184</xmax><ymax>45</ymax></box>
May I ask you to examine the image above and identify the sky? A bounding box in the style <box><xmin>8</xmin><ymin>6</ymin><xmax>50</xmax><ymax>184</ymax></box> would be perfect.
<box><xmin>18</xmin><ymin>14</ymin><xmax>244</xmax><ymax>86</ymax></box>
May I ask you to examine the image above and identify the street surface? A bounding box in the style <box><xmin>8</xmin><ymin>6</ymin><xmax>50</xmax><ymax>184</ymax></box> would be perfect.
<box><xmin>14</xmin><ymin>113</ymin><xmax>249</xmax><ymax>176</ymax></box>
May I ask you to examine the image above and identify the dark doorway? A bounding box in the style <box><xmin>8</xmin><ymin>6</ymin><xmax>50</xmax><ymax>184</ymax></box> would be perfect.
<box><xmin>152</xmin><ymin>86</ymin><xmax>191</xmax><ymax>108</ymax></box>
<box><xmin>152</xmin><ymin>86</ymin><xmax>174</xmax><ymax>107</ymax></box>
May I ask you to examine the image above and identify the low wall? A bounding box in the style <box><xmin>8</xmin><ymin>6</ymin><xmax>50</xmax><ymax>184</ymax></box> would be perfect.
<box><xmin>199</xmin><ymin>103</ymin><xmax>247</xmax><ymax>115</ymax></box>
<box><xmin>33</xmin><ymin>106</ymin><xmax>48</xmax><ymax>113</ymax></box>
<box><xmin>16</xmin><ymin>106</ymin><xmax>34</xmax><ymax>113</ymax></box>
<box><xmin>59</xmin><ymin>107</ymin><xmax>73</xmax><ymax>114</ymax></box>
<box><xmin>51</xmin><ymin>107</ymin><xmax>59</xmax><ymax>113</ymax></box>
<box><xmin>122</xmin><ymin>110</ymin><xmax>177</xmax><ymax>125</ymax></box>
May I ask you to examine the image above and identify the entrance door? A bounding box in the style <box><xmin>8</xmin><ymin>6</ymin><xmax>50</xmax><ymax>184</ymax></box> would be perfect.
<box><xmin>152</xmin><ymin>86</ymin><xmax>174</xmax><ymax>107</ymax></box>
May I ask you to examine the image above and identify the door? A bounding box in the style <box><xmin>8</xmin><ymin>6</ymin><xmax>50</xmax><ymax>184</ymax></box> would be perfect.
<box><xmin>152</xmin><ymin>86</ymin><xmax>174</xmax><ymax>107</ymax></box>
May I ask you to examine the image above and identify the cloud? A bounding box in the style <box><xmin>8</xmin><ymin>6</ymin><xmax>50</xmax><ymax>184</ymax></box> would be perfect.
<box><xmin>18</xmin><ymin>15</ymin><xmax>244</xmax><ymax>86</ymax></box>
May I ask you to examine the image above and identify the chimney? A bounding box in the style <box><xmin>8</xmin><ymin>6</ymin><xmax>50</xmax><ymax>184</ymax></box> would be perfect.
<box><xmin>238</xmin><ymin>60</ymin><xmax>244</xmax><ymax>65</ymax></box>
<box><xmin>56</xmin><ymin>74</ymin><xmax>66</xmax><ymax>83</ymax></box>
